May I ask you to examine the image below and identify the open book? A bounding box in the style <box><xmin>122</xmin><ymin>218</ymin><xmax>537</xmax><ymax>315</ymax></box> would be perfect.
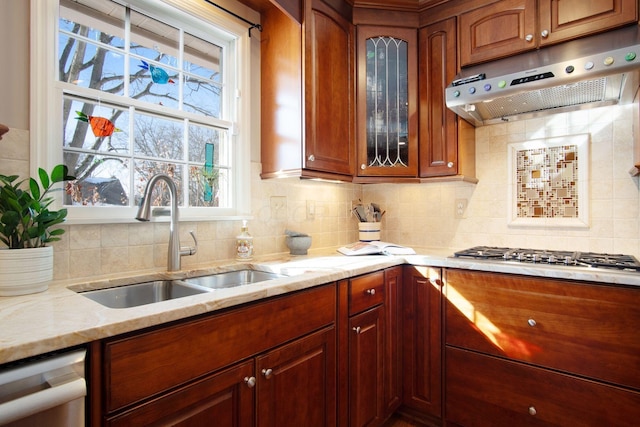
<box><xmin>337</xmin><ymin>241</ymin><xmax>416</xmax><ymax>256</ymax></box>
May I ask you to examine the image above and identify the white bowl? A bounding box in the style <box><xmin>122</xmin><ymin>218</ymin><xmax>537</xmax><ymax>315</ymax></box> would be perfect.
<box><xmin>286</xmin><ymin>236</ymin><xmax>312</xmax><ymax>255</ymax></box>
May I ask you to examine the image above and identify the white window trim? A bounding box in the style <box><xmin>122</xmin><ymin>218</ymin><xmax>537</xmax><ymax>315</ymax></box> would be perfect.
<box><xmin>30</xmin><ymin>0</ymin><xmax>252</xmax><ymax>224</ymax></box>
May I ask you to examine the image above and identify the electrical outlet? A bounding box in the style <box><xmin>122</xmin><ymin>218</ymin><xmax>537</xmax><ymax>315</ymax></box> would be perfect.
<box><xmin>270</xmin><ymin>196</ymin><xmax>287</xmax><ymax>220</ymax></box>
<box><xmin>306</xmin><ymin>200</ymin><xmax>316</xmax><ymax>220</ymax></box>
<box><xmin>455</xmin><ymin>198</ymin><xmax>467</xmax><ymax>219</ymax></box>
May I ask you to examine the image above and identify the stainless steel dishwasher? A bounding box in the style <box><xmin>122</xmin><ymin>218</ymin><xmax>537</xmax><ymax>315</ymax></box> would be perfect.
<box><xmin>0</xmin><ymin>349</ymin><xmax>86</xmax><ymax>426</ymax></box>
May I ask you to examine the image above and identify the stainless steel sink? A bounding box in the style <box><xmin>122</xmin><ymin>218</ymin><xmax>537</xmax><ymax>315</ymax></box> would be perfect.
<box><xmin>180</xmin><ymin>269</ymin><xmax>283</xmax><ymax>290</ymax></box>
<box><xmin>79</xmin><ymin>280</ymin><xmax>208</xmax><ymax>309</ymax></box>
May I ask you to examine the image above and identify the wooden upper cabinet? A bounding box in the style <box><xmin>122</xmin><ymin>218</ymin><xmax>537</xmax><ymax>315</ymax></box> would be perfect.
<box><xmin>539</xmin><ymin>0</ymin><xmax>638</xmax><ymax>46</ymax></box>
<box><xmin>356</xmin><ymin>25</ymin><xmax>418</xmax><ymax>179</ymax></box>
<box><xmin>459</xmin><ymin>0</ymin><xmax>638</xmax><ymax>67</ymax></box>
<box><xmin>304</xmin><ymin>0</ymin><xmax>355</xmax><ymax>177</ymax></box>
<box><xmin>419</xmin><ymin>18</ymin><xmax>475</xmax><ymax>180</ymax></box>
<box><xmin>260</xmin><ymin>0</ymin><xmax>354</xmax><ymax>181</ymax></box>
<box><xmin>459</xmin><ymin>0</ymin><xmax>537</xmax><ymax>67</ymax></box>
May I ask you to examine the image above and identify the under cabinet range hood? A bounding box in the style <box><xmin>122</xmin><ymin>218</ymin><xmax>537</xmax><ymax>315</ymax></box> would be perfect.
<box><xmin>445</xmin><ymin>26</ymin><xmax>640</xmax><ymax>126</ymax></box>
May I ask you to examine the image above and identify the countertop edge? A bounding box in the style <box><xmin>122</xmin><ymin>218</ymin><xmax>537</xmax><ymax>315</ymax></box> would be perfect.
<box><xmin>2</xmin><ymin>249</ymin><xmax>639</xmax><ymax>365</ymax></box>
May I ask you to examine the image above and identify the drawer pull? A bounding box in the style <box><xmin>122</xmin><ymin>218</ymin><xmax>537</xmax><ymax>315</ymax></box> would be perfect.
<box><xmin>527</xmin><ymin>318</ymin><xmax>537</xmax><ymax>327</ymax></box>
<box><xmin>261</xmin><ymin>368</ymin><xmax>273</xmax><ymax>379</ymax></box>
<box><xmin>353</xmin><ymin>326</ymin><xmax>361</xmax><ymax>334</ymax></box>
<box><xmin>366</xmin><ymin>289</ymin><xmax>376</xmax><ymax>295</ymax></box>
<box><xmin>244</xmin><ymin>376</ymin><xmax>256</xmax><ymax>388</ymax></box>
<box><xmin>528</xmin><ymin>406</ymin><xmax>537</xmax><ymax>416</ymax></box>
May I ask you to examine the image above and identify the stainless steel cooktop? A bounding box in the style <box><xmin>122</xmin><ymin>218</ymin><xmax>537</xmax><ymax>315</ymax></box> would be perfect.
<box><xmin>453</xmin><ymin>246</ymin><xmax>640</xmax><ymax>272</ymax></box>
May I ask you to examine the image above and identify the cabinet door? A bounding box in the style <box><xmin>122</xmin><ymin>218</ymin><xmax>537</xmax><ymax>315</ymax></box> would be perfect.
<box><xmin>383</xmin><ymin>267</ymin><xmax>402</xmax><ymax>416</ymax></box>
<box><xmin>446</xmin><ymin>346</ymin><xmax>640</xmax><ymax>427</ymax></box>
<box><xmin>256</xmin><ymin>326</ymin><xmax>336</xmax><ymax>427</ymax></box>
<box><xmin>419</xmin><ymin>18</ymin><xmax>458</xmax><ymax>177</ymax></box>
<box><xmin>401</xmin><ymin>266</ymin><xmax>442</xmax><ymax>420</ymax></box>
<box><xmin>459</xmin><ymin>0</ymin><xmax>537</xmax><ymax>66</ymax></box>
<box><xmin>539</xmin><ymin>0</ymin><xmax>638</xmax><ymax>46</ymax></box>
<box><xmin>349</xmin><ymin>305</ymin><xmax>384</xmax><ymax>427</ymax></box>
<box><xmin>356</xmin><ymin>26</ymin><xmax>418</xmax><ymax>178</ymax></box>
<box><xmin>304</xmin><ymin>0</ymin><xmax>355</xmax><ymax>177</ymax></box>
<box><xmin>107</xmin><ymin>360</ymin><xmax>255</xmax><ymax>426</ymax></box>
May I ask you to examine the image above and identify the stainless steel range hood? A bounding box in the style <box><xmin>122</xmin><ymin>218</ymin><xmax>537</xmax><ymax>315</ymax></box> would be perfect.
<box><xmin>445</xmin><ymin>26</ymin><xmax>640</xmax><ymax>126</ymax></box>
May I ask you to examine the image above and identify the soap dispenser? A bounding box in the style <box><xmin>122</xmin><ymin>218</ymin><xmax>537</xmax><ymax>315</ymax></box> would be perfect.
<box><xmin>236</xmin><ymin>220</ymin><xmax>254</xmax><ymax>261</ymax></box>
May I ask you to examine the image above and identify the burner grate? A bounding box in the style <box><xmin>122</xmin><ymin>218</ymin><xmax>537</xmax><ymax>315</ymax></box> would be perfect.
<box><xmin>453</xmin><ymin>246</ymin><xmax>640</xmax><ymax>271</ymax></box>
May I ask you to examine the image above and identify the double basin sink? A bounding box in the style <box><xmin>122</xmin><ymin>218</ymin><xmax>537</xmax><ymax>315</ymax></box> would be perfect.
<box><xmin>79</xmin><ymin>269</ymin><xmax>284</xmax><ymax>309</ymax></box>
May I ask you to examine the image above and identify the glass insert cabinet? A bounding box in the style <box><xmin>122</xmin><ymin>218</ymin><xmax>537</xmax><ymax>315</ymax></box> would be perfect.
<box><xmin>357</xmin><ymin>26</ymin><xmax>417</xmax><ymax>178</ymax></box>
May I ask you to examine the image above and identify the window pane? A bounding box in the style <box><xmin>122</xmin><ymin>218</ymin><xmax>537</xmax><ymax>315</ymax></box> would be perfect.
<box><xmin>188</xmin><ymin>124</ymin><xmax>224</xmax><ymax>163</ymax></box>
<box><xmin>184</xmin><ymin>76</ymin><xmax>222</xmax><ymax>117</ymax></box>
<box><xmin>134</xmin><ymin>113</ymin><xmax>184</xmax><ymax>160</ymax></box>
<box><xmin>63</xmin><ymin>97</ymin><xmax>129</xmax><ymax>152</ymax></box>
<box><xmin>129</xmin><ymin>57</ymin><xmax>180</xmax><ymax>109</ymax></box>
<box><xmin>130</xmin><ymin>10</ymin><xmax>179</xmax><ymax>68</ymax></box>
<box><xmin>189</xmin><ymin>166</ymin><xmax>228</xmax><ymax>207</ymax></box>
<box><xmin>64</xmin><ymin>153</ymin><xmax>130</xmax><ymax>207</ymax></box>
<box><xmin>184</xmin><ymin>33</ymin><xmax>222</xmax><ymax>82</ymax></box>
<box><xmin>134</xmin><ymin>161</ymin><xmax>184</xmax><ymax>207</ymax></box>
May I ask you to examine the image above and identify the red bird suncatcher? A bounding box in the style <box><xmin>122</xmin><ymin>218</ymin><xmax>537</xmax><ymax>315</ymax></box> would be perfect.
<box><xmin>75</xmin><ymin>111</ymin><xmax>121</xmax><ymax>137</ymax></box>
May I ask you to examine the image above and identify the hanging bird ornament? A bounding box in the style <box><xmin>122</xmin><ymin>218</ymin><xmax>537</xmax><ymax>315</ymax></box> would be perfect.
<box><xmin>139</xmin><ymin>60</ymin><xmax>175</xmax><ymax>84</ymax></box>
<box><xmin>75</xmin><ymin>111</ymin><xmax>122</xmax><ymax>137</ymax></box>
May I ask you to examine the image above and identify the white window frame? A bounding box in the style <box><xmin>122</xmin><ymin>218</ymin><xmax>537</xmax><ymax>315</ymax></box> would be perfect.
<box><xmin>31</xmin><ymin>0</ymin><xmax>252</xmax><ymax>224</ymax></box>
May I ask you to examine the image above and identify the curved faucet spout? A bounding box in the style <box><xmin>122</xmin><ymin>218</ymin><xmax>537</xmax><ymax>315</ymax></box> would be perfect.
<box><xmin>135</xmin><ymin>173</ymin><xmax>196</xmax><ymax>271</ymax></box>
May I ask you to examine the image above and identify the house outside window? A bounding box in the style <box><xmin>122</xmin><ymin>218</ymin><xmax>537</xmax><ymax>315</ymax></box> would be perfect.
<box><xmin>31</xmin><ymin>0</ymin><xmax>252</xmax><ymax>223</ymax></box>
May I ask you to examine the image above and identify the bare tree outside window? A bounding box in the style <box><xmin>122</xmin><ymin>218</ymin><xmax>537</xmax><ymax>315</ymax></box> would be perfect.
<box><xmin>58</xmin><ymin>0</ymin><xmax>229</xmax><ymax>209</ymax></box>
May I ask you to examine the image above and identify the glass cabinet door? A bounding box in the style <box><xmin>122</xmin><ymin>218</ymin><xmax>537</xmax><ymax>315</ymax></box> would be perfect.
<box><xmin>357</xmin><ymin>26</ymin><xmax>417</xmax><ymax>178</ymax></box>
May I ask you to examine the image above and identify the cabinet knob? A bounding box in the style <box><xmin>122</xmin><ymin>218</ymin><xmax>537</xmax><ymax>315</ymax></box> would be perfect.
<box><xmin>244</xmin><ymin>376</ymin><xmax>256</xmax><ymax>388</ymax></box>
<box><xmin>308</xmin><ymin>154</ymin><xmax>315</xmax><ymax>162</ymax></box>
<box><xmin>525</xmin><ymin>34</ymin><xmax>533</xmax><ymax>42</ymax></box>
<box><xmin>261</xmin><ymin>368</ymin><xmax>273</xmax><ymax>379</ymax></box>
<box><xmin>447</xmin><ymin>162</ymin><xmax>454</xmax><ymax>168</ymax></box>
<box><xmin>527</xmin><ymin>318</ymin><xmax>537</xmax><ymax>327</ymax></box>
<box><xmin>366</xmin><ymin>288</ymin><xmax>376</xmax><ymax>295</ymax></box>
<box><xmin>353</xmin><ymin>326</ymin><xmax>361</xmax><ymax>334</ymax></box>
<box><xmin>541</xmin><ymin>30</ymin><xmax>549</xmax><ymax>38</ymax></box>
<box><xmin>360</xmin><ymin>164</ymin><xmax>366</xmax><ymax>170</ymax></box>
<box><xmin>528</xmin><ymin>406</ymin><xmax>537</xmax><ymax>416</ymax></box>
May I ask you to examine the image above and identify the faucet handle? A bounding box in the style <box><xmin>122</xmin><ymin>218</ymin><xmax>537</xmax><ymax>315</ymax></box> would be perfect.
<box><xmin>181</xmin><ymin>230</ymin><xmax>198</xmax><ymax>256</ymax></box>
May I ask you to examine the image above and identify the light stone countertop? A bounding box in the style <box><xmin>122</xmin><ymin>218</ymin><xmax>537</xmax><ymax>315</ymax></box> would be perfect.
<box><xmin>2</xmin><ymin>247</ymin><xmax>639</xmax><ymax>365</ymax></box>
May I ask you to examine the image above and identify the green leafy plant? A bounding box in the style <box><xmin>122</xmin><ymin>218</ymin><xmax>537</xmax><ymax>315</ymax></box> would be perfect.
<box><xmin>0</xmin><ymin>165</ymin><xmax>76</xmax><ymax>249</ymax></box>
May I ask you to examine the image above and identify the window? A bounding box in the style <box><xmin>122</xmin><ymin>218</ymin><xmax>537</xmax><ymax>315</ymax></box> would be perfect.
<box><xmin>31</xmin><ymin>0</ymin><xmax>252</xmax><ymax>222</ymax></box>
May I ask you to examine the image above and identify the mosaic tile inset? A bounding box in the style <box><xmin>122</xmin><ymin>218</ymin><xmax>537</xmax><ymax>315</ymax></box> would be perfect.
<box><xmin>515</xmin><ymin>145</ymin><xmax>579</xmax><ymax>218</ymax></box>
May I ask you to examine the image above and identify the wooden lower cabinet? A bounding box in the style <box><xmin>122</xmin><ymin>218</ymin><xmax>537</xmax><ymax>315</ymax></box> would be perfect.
<box><xmin>339</xmin><ymin>267</ymin><xmax>401</xmax><ymax>427</ymax></box>
<box><xmin>256</xmin><ymin>327</ymin><xmax>336</xmax><ymax>427</ymax></box>
<box><xmin>446</xmin><ymin>346</ymin><xmax>640</xmax><ymax>427</ymax></box>
<box><xmin>444</xmin><ymin>268</ymin><xmax>640</xmax><ymax>426</ymax></box>
<box><xmin>94</xmin><ymin>284</ymin><xmax>336</xmax><ymax>426</ymax></box>
<box><xmin>349</xmin><ymin>306</ymin><xmax>385</xmax><ymax>427</ymax></box>
<box><xmin>401</xmin><ymin>266</ymin><xmax>442</xmax><ymax>424</ymax></box>
<box><xmin>106</xmin><ymin>360</ymin><xmax>255</xmax><ymax>426</ymax></box>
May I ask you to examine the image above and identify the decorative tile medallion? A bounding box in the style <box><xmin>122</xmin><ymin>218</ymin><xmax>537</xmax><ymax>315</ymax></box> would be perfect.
<box><xmin>508</xmin><ymin>134</ymin><xmax>589</xmax><ymax>228</ymax></box>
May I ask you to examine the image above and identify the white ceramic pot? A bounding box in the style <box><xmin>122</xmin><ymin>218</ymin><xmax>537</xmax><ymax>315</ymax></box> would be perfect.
<box><xmin>0</xmin><ymin>246</ymin><xmax>53</xmax><ymax>296</ymax></box>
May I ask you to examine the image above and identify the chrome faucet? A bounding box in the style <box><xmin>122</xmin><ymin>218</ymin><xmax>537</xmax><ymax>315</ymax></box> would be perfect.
<box><xmin>135</xmin><ymin>173</ymin><xmax>197</xmax><ymax>271</ymax></box>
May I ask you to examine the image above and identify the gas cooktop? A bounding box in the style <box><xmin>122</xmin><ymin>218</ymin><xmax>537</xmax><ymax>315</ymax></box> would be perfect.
<box><xmin>453</xmin><ymin>246</ymin><xmax>640</xmax><ymax>272</ymax></box>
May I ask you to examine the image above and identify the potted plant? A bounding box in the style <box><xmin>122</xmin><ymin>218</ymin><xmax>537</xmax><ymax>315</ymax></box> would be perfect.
<box><xmin>0</xmin><ymin>165</ymin><xmax>75</xmax><ymax>296</ymax></box>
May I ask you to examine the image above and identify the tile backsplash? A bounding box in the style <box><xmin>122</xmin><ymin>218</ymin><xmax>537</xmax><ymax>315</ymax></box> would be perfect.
<box><xmin>2</xmin><ymin>103</ymin><xmax>639</xmax><ymax>281</ymax></box>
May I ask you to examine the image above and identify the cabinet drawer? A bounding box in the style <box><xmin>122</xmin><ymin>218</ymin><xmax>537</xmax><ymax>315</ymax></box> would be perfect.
<box><xmin>444</xmin><ymin>269</ymin><xmax>640</xmax><ymax>390</ymax></box>
<box><xmin>104</xmin><ymin>283</ymin><xmax>336</xmax><ymax>412</ymax></box>
<box><xmin>446</xmin><ymin>346</ymin><xmax>640</xmax><ymax>427</ymax></box>
<box><xmin>349</xmin><ymin>271</ymin><xmax>385</xmax><ymax>315</ymax></box>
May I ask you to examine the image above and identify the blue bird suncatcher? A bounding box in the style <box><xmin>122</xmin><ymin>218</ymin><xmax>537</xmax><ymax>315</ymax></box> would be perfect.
<box><xmin>139</xmin><ymin>60</ymin><xmax>175</xmax><ymax>84</ymax></box>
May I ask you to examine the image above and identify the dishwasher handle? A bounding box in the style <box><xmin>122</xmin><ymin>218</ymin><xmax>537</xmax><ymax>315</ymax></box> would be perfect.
<box><xmin>0</xmin><ymin>372</ymin><xmax>86</xmax><ymax>426</ymax></box>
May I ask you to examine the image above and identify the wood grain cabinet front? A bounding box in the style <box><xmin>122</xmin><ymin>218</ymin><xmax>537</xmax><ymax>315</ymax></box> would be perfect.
<box><xmin>459</xmin><ymin>0</ymin><xmax>638</xmax><ymax>67</ymax></box>
<box><xmin>339</xmin><ymin>267</ymin><xmax>401</xmax><ymax>427</ymax></box>
<box><xmin>94</xmin><ymin>284</ymin><xmax>336</xmax><ymax>426</ymax></box>
<box><xmin>260</xmin><ymin>0</ymin><xmax>355</xmax><ymax>181</ymax></box>
<box><xmin>444</xmin><ymin>268</ymin><xmax>640</xmax><ymax>426</ymax></box>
